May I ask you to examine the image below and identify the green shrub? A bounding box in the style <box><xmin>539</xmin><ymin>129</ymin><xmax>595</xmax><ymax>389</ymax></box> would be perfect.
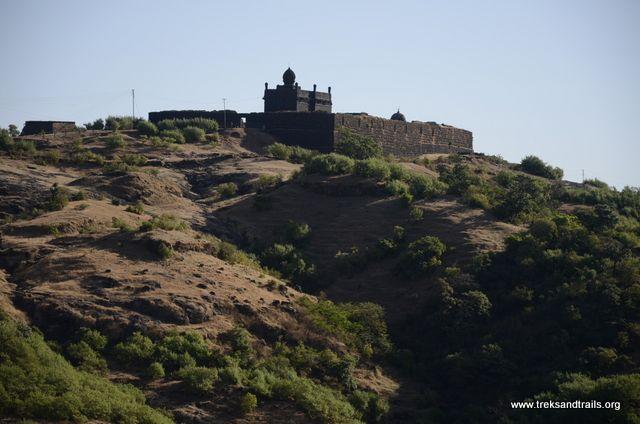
<box><xmin>66</xmin><ymin>341</ymin><xmax>107</xmax><ymax>374</ymax></box>
<box><xmin>519</xmin><ymin>155</ymin><xmax>564</xmax><ymax>180</ymax></box>
<box><xmin>136</xmin><ymin>120</ymin><xmax>158</xmax><ymax>136</ymax></box>
<box><xmin>176</xmin><ymin>366</ymin><xmax>218</xmax><ymax>394</ymax></box>
<box><xmin>395</xmin><ymin>235</ymin><xmax>446</xmax><ymax>278</ymax></box>
<box><xmin>156</xmin><ymin>242</ymin><xmax>173</xmax><ymax>260</ymax></box>
<box><xmin>438</xmin><ymin>163</ymin><xmax>480</xmax><ymax>195</ymax></box>
<box><xmin>45</xmin><ymin>184</ymin><xmax>69</xmax><ymax>211</ymax></box>
<box><xmin>8</xmin><ymin>124</ymin><xmax>20</xmax><ymax>137</ymax></box>
<box><xmin>261</xmin><ymin>243</ymin><xmax>315</xmax><ymax>283</ymax></box>
<box><xmin>35</xmin><ymin>150</ymin><xmax>61</xmax><ymax>165</ymax></box>
<box><xmin>335</xmin><ymin>127</ymin><xmax>382</xmax><ymax>159</ymax></box>
<box><xmin>12</xmin><ymin>140</ymin><xmax>36</xmax><ymax>155</ymax></box>
<box><xmin>122</xmin><ymin>154</ymin><xmax>147</xmax><ymax>166</ymax></box>
<box><xmin>158</xmin><ymin>118</ymin><xmax>219</xmax><ymax>133</ymax></box>
<box><xmin>84</xmin><ymin>118</ymin><xmax>104</xmax><ymax>130</ymax></box>
<box><xmin>155</xmin><ymin>330</ymin><xmax>214</xmax><ymax>371</ymax></box>
<box><xmin>112</xmin><ymin>217</ymin><xmax>135</xmax><ymax>232</ymax></box>
<box><xmin>140</xmin><ymin>214</ymin><xmax>189</xmax><ymax>232</ymax></box>
<box><xmin>493</xmin><ymin>175</ymin><xmax>551</xmax><ymax>223</ymax></box>
<box><xmin>350</xmin><ymin>390</ymin><xmax>389</xmax><ymax>423</ymax></box>
<box><xmin>146</xmin><ymin>362</ymin><xmax>165</xmax><ymax>380</ymax></box>
<box><xmin>0</xmin><ymin>129</ymin><xmax>15</xmax><ymax>151</ymax></box>
<box><xmin>125</xmin><ymin>201</ymin><xmax>145</xmax><ymax>215</ymax></box>
<box><xmin>354</xmin><ymin>158</ymin><xmax>391</xmax><ymax>181</ymax></box>
<box><xmin>266</xmin><ymin>142</ymin><xmax>292</xmax><ymax>160</ymax></box>
<box><xmin>160</xmin><ymin>129</ymin><xmax>185</xmax><ymax>144</ymax></box>
<box><xmin>216</xmin><ymin>182</ymin><xmax>238</xmax><ymax>199</ymax></box>
<box><xmin>105</xmin><ymin>116</ymin><xmax>135</xmax><ymax>130</ymax></box>
<box><xmin>305</xmin><ymin>153</ymin><xmax>355</xmax><ymax>175</ymax></box>
<box><xmin>181</xmin><ymin>126</ymin><xmax>206</xmax><ymax>143</ymax></box>
<box><xmin>239</xmin><ymin>392</ymin><xmax>258</xmax><ymax>415</ymax></box>
<box><xmin>0</xmin><ymin>317</ymin><xmax>172</xmax><ymax>423</ymax></box>
<box><xmin>76</xmin><ymin>328</ymin><xmax>107</xmax><ymax>351</ymax></box>
<box><xmin>334</xmin><ymin>246</ymin><xmax>368</xmax><ymax>276</ymax></box>
<box><xmin>385</xmin><ymin>179</ymin><xmax>410</xmax><ymax>196</ymax></box>
<box><xmin>409</xmin><ymin>206</ymin><xmax>424</xmax><ymax>221</ymax></box>
<box><xmin>113</xmin><ymin>332</ymin><xmax>156</xmax><ymax>365</ymax></box>
<box><xmin>252</xmin><ymin>174</ymin><xmax>282</xmax><ymax>192</ymax></box>
<box><xmin>282</xmin><ymin>220</ymin><xmax>311</xmax><ymax>244</ymax></box>
<box><xmin>157</xmin><ymin>119</ymin><xmax>177</xmax><ymax>131</ymax></box>
<box><xmin>583</xmin><ymin>178</ymin><xmax>609</xmax><ymax>189</ymax></box>
<box><xmin>298</xmin><ymin>298</ymin><xmax>392</xmax><ymax>356</ymax></box>
<box><xmin>409</xmin><ymin>174</ymin><xmax>447</xmax><ymax>199</ymax></box>
<box><xmin>104</xmin><ymin>133</ymin><xmax>125</xmax><ymax>149</ymax></box>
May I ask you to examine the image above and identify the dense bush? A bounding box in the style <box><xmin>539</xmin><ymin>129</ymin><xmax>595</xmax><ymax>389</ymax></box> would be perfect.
<box><xmin>160</xmin><ymin>129</ymin><xmax>186</xmax><ymax>144</ymax></box>
<box><xmin>252</xmin><ymin>174</ymin><xmax>282</xmax><ymax>192</ymax></box>
<box><xmin>493</xmin><ymin>174</ymin><xmax>552</xmax><ymax>222</ymax></box>
<box><xmin>438</xmin><ymin>163</ymin><xmax>480</xmax><ymax>195</ymax></box>
<box><xmin>45</xmin><ymin>184</ymin><xmax>70</xmax><ymax>211</ymax></box>
<box><xmin>395</xmin><ymin>235</ymin><xmax>446</xmax><ymax>278</ymax></box>
<box><xmin>385</xmin><ymin>179</ymin><xmax>410</xmax><ymax>196</ymax></box>
<box><xmin>354</xmin><ymin>158</ymin><xmax>391</xmax><ymax>181</ymax></box>
<box><xmin>519</xmin><ymin>155</ymin><xmax>564</xmax><ymax>180</ymax></box>
<box><xmin>157</xmin><ymin>118</ymin><xmax>219</xmax><ymax>133</ymax></box>
<box><xmin>305</xmin><ymin>153</ymin><xmax>355</xmax><ymax>175</ymax></box>
<box><xmin>136</xmin><ymin>120</ymin><xmax>158</xmax><ymax>136</ymax></box>
<box><xmin>239</xmin><ymin>392</ymin><xmax>258</xmax><ymax>414</ymax></box>
<box><xmin>335</xmin><ymin>127</ymin><xmax>382</xmax><ymax>159</ymax></box>
<box><xmin>261</xmin><ymin>243</ymin><xmax>315</xmax><ymax>283</ymax></box>
<box><xmin>181</xmin><ymin>126</ymin><xmax>206</xmax><ymax>143</ymax></box>
<box><xmin>104</xmin><ymin>133</ymin><xmax>125</xmax><ymax>149</ymax></box>
<box><xmin>266</xmin><ymin>142</ymin><xmax>319</xmax><ymax>164</ymax></box>
<box><xmin>216</xmin><ymin>182</ymin><xmax>238</xmax><ymax>199</ymax></box>
<box><xmin>0</xmin><ymin>317</ymin><xmax>172</xmax><ymax>423</ymax></box>
<box><xmin>0</xmin><ymin>129</ymin><xmax>14</xmax><ymax>151</ymax></box>
<box><xmin>176</xmin><ymin>366</ymin><xmax>218</xmax><ymax>394</ymax></box>
<box><xmin>105</xmin><ymin>116</ymin><xmax>137</xmax><ymax>131</ymax></box>
<box><xmin>408</xmin><ymin>174</ymin><xmax>447</xmax><ymax>199</ymax></box>
<box><xmin>84</xmin><ymin>118</ymin><xmax>104</xmax><ymax>130</ymax></box>
<box><xmin>281</xmin><ymin>220</ymin><xmax>311</xmax><ymax>244</ymax></box>
<box><xmin>299</xmin><ymin>298</ymin><xmax>392</xmax><ymax>357</ymax></box>
<box><xmin>140</xmin><ymin>214</ymin><xmax>189</xmax><ymax>232</ymax></box>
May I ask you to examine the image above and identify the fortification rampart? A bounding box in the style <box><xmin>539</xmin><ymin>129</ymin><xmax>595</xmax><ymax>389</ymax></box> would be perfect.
<box><xmin>334</xmin><ymin>114</ymin><xmax>472</xmax><ymax>156</ymax></box>
<box><xmin>21</xmin><ymin>121</ymin><xmax>76</xmax><ymax>136</ymax></box>
<box><xmin>244</xmin><ymin>112</ymin><xmax>334</xmax><ymax>152</ymax></box>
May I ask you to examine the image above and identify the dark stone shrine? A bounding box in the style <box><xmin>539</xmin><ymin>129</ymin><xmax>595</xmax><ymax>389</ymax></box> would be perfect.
<box><xmin>263</xmin><ymin>67</ymin><xmax>332</xmax><ymax>113</ymax></box>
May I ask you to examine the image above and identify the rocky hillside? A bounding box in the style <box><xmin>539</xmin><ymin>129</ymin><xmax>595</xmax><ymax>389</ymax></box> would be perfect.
<box><xmin>1</xmin><ymin>118</ymin><xmax>639</xmax><ymax>423</ymax></box>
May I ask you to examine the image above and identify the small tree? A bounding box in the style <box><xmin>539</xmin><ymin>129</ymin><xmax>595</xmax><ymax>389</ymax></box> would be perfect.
<box><xmin>335</xmin><ymin>127</ymin><xmax>382</xmax><ymax>159</ymax></box>
<box><xmin>8</xmin><ymin>124</ymin><xmax>19</xmax><ymax>137</ymax></box>
<box><xmin>239</xmin><ymin>392</ymin><xmax>258</xmax><ymax>415</ymax></box>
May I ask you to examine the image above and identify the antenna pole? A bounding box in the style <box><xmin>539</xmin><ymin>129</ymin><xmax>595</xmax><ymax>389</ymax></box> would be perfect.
<box><xmin>132</xmin><ymin>89</ymin><xmax>135</xmax><ymax>119</ymax></box>
<box><xmin>222</xmin><ymin>98</ymin><xmax>227</xmax><ymax>129</ymax></box>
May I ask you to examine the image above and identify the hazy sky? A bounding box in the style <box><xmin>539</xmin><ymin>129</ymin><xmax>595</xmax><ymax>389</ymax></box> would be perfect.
<box><xmin>1</xmin><ymin>0</ymin><xmax>638</xmax><ymax>188</ymax></box>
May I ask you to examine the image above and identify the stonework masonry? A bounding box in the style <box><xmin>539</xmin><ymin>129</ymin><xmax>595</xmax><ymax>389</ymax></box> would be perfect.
<box><xmin>334</xmin><ymin>113</ymin><xmax>473</xmax><ymax>156</ymax></box>
<box><xmin>21</xmin><ymin>121</ymin><xmax>76</xmax><ymax>136</ymax></box>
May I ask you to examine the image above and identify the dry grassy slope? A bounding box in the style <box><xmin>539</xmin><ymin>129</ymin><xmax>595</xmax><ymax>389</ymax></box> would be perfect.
<box><xmin>0</xmin><ymin>130</ymin><xmax>400</xmax><ymax>423</ymax></box>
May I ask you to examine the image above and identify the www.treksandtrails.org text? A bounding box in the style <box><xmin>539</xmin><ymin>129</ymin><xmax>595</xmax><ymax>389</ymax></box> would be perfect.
<box><xmin>511</xmin><ymin>400</ymin><xmax>621</xmax><ymax>411</ymax></box>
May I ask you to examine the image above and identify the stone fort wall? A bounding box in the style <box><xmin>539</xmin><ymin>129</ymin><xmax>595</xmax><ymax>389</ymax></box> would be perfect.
<box><xmin>244</xmin><ymin>112</ymin><xmax>335</xmax><ymax>152</ymax></box>
<box><xmin>21</xmin><ymin>121</ymin><xmax>76</xmax><ymax>136</ymax></box>
<box><xmin>334</xmin><ymin>114</ymin><xmax>473</xmax><ymax>156</ymax></box>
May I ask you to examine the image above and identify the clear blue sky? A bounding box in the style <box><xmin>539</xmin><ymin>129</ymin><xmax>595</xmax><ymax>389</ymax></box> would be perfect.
<box><xmin>1</xmin><ymin>0</ymin><xmax>638</xmax><ymax>188</ymax></box>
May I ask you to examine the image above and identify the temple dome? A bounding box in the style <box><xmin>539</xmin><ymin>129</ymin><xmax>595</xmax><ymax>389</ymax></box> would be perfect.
<box><xmin>391</xmin><ymin>109</ymin><xmax>406</xmax><ymax>121</ymax></box>
<box><xmin>283</xmin><ymin>67</ymin><xmax>296</xmax><ymax>85</ymax></box>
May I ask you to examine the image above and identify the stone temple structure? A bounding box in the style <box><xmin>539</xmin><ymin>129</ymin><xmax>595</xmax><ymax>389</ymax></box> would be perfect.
<box><xmin>149</xmin><ymin>67</ymin><xmax>473</xmax><ymax>156</ymax></box>
<box><xmin>263</xmin><ymin>67</ymin><xmax>332</xmax><ymax>113</ymax></box>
